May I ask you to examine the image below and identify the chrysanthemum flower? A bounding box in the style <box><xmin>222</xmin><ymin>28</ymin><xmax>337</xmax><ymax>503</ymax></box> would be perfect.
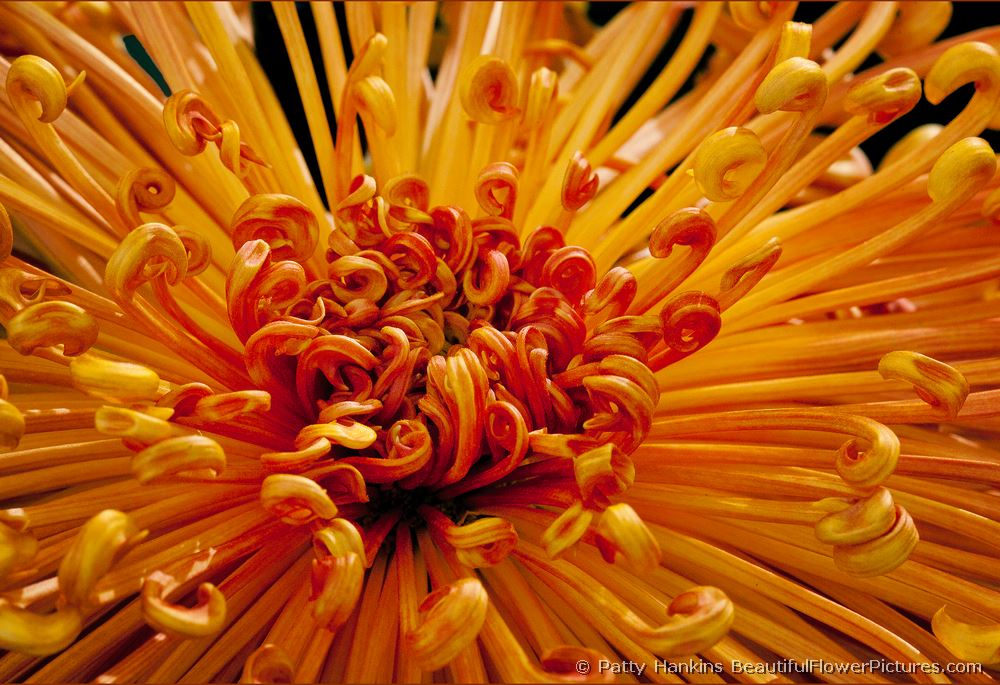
<box><xmin>0</xmin><ymin>1</ymin><xmax>998</xmax><ymax>682</ymax></box>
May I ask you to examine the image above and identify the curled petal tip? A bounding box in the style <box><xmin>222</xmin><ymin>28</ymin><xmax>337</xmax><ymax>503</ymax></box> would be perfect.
<box><xmin>878</xmin><ymin>351</ymin><xmax>969</xmax><ymax>418</ymax></box>
<box><xmin>352</xmin><ymin>75</ymin><xmax>397</xmax><ymax>135</ymax></box>
<box><xmin>310</xmin><ymin>552</ymin><xmax>364</xmax><ymax>632</ymax></box>
<box><xmin>932</xmin><ymin>607</ymin><xmax>1000</xmax><ymax>665</ymax></box>
<box><xmin>595</xmin><ymin>503</ymin><xmax>661</xmax><ymax>575</ymax></box>
<box><xmin>131</xmin><ymin>435</ymin><xmax>227</xmax><ymax>484</ymax></box>
<box><xmin>542</xmin><ymin>502</ymin><xmax>593</xmax><ymax>559</ymax></box>
<box><xmin>70</xmin><ymin>354</ymin><xmax>162</xmax><ymax>403</ymax></box>
<box><xmin>6</xmin><ymin>301</ymin><xmax>98</xmax><ymax>357</ymax></box>
<box><xmin>815</xmin><ymin>487</ymin><xmax>896</xmax><ymax>546</ymax></box>
<box><xmin>844</xmin><ymin>68</ymin><xmax>922</xmax><ymax>125</ymax></box>
<box><xmin>523</xmin><ymin>67</ymin><xmax>558</xmax><ymax>131</ymax></box>
<box><xmin>0</xmin><ymin>602</ymin><xmax>82</xmax><ymax>656</ymax></box>
<box><xmin>260</xmin><ymin>474</ymin><xmax>338</xmax><ymax>525</ymax></box>
<box><xmin>924</xmin><ymin>41</ymin><xmax>1000</xmax><ymax>105</ymax></box>
<box><xmin>59</xmin><ymin>509</ymin><xmax>146</xmax><ymax>606</ymax></box>
<box><xmin>231</xmin><ymin>194</ymin><xmax>319</xmax><ymax>264</ymax></box>
<box><xmin>562</xmin><ymin>152</ymin><xmax>599</xmax><ymax>211</ymax></box>
<box><xmin>658</xmin><ymin>586</ymin><xmax>735</xmax><ymax>655</ymax></box>
<box><xmin>6</xmin><ymin>55</ymin><xmax>75</xmax><ymax>123</ymax></box>
<box><xmin>460</xmin><ymin>56</ymin><xmax>520</xmax><ymax>125</ymax></box>
<box><xmin>927</xmin><ymin>137</ymin><xmax>996</xmax><ymax>204</ymax></box>
<box><xmin>406</xmin><ymin>577</ymin><xmax>489</xmax><ymax>671</ymax></box>
<box><xmin>574</xmin><ymin>444</ymin><xmax>635</xmax><ymax>507</ymax></box>
<box><xmin>105</xmin><ymin>223</ymin><xmax>188</xmax><ymax>302</ymax></box>
<box><xmin>831</xmin><ymin>505</ymin><xmax>918</xmax><ymax>577</ymax></box>
<box><xmin>692</xmin><ymin>127</ymin><xmax>766</xmax><ymax>201</ymax></box>
<box><xmin>142</xmin><ymin>577</ymin><xmax>227</xmax><ymax>638</ymax></box>
<box><xmin>241</xmin><ymin>644</ymin><xmax>295</xmax><ymax>684</ymax></box>
<box><xmin>755</xmin><ymin>57</ymin><xmax>827</xmax><ymax>113</ymax></box>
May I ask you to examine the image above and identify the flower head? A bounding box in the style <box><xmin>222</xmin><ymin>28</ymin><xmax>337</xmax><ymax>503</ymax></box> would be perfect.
<box><xmin>0</xmin><ymin>1</ymin><xmax>999</xmax><ymax>682</ymax></box>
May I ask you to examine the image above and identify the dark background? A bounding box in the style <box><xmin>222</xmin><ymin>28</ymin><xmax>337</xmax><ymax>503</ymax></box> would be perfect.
<box><xmin>248</xmin><ymin>2</ymin><xmax>1000</xmax><ymax>204</ymax></box>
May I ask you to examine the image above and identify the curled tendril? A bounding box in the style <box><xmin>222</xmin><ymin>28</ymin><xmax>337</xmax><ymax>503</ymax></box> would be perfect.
<box><xmin>5</xmin><ymin>55</ymin><xmax>83</xmax><ymax>123</ymax></box>
<box><xmin>583</xmin><ymin>375</ymin><xmax>654</xmax><ymax>453</ymax></box>
<box><xmin>584</xmin><ymin>267</ymin><xmax>637</xmax><ymax>324</ymax></box>
<box><xmin>925</xmin><ymin>42</ymin><xmax>1000</xmax><ymax>128</ymax></box>
<box><xmin>878</xmin><ymin>351</ymin><xmax>969</xmax><ymax>418</ymax></box>
<box><xmin>755</xmin><ymin>57</ymin><xmax>827</xmax><ymax>113</ymax></box>
<box><xmin>460</xmin><ymin>56</ymin><xmax>520</xmax><ymax>124</ymax></box>
<box><xmin>6</xmin><ymin>300</ymin><xmax>98</xmax><ymax>357</ymax></box>
<box><xmin>574</xmin><ymin>444</ymin><xmax>635</xmax><ymax>509</ymax></box>
<box><xmin>541</xmin><ymin>246</ymin><xmax>597</xmax><ymax>306</ymax></box>
<box><xmin>383</xmin><ymin>174</ymin><xmax>429</xmax><ymax>212</ymax></box>
<box><xmin>658</xmin><ymin>291</ymin><xmax>722</xmax><ymax>358</ymax></box>
<box><xmin>562</xmin><ymin>152</ymin><xmax>599</xmax><ymax>212</ymax></box>
<box><xmin>377</xmin><ymin>232</ymin><xmax>437</xmax><ymax>290</ymax></box>
<box><xmin>423</xmin><ymin>508</ymin><xmax>518</xmax><ymax>567</ymax></box>
<box><xmin>419</xmin><ymin>206</ymin><xmax>475</xmax><ymax>274</ymax></box>
<box><xmin>116</xmin><ymin>168</ymin><xmax>176</xmax><ymax>228</ymax></box>
<box><xmin>352</xmin><ymin>75</ymin><xmax>397</xmax><ymax>135</ymax></box>
<box><xmin>520</xmin><ymin>548</ymin><xmax>734</xmax><ymax>657</ymax></box>
<box><xmin>164</xmin><ymin>90</ymin><xmax>267</xmax><ymax>172</ymax></box>
<box><xmin>831</xmin><ymin>505</ymin><xmax>918</xmax><ymax>577</ymax></box>
<box><xmin>405</xmin><ymin>577</ymin><xmax>489</xmax><ymax>670</ymax></box>
<box><xmin>692</xmin><ymin>127</ymin><xmax>766</xmax><ymax>201</ymax></box>
<box><xmin>311</xmin><ymin>521</ymin><xmax>365</xmax><ymax>632</ymax></box>
<box><xmin>432</xmin><ymin>349</ymin><xmax>490</xmax><ymax>486</ymax></box>
<box><xmin>716</xmin><ymin>237</ymin><xmax>781</xmax><ymax>311</ymax></box>
<box><xmin>462</xmin><ymin>250</ymin><xmax>510</xmax><ymax>305</ymax></box>
<box><xmin>231</xmin><ymin>194</ymin><xmax>319</xmax><ymax>264</ymax></box>
<box><xmin>594</xmin><ymin>503</ymin><xmax>661</xmax><ymax>574</ymax></box>
<box><xmin>926</xmin><ymin>137</ymin><xmax>997</xmax><ymax>205</ymax></box>
<box><xmin>476</xmin><ymin>162</ymin><xmax>518</xmax><ymax>220</ymax></box>
<box><xmin>58</xmin><ymin>510</ymin><xmax>146</xmax><ymax>606</ymax></box>
<box><xmin>522</xmin><ymin>67</ymin><xmax>558</xmax><ymax>132</ymax></box>
<box><xmin>348</xmin><ymin>32</ymin><xmax>388</xmax><ymax>81</ymax></box>
<box><xmin>70</xmin><ymin>354</ymin><xmax>162</xmax><ymax>403</ymax></box>
<box><xmin>879</xmin><ymin>2</ymin><xmax>952</xmax><ymax>57</ymax></box>
<box><xmin>96</xmin><ymin>407</ymin><xmax>174</xmax><ymax>444</ymax></box>
<box><xmin>173</xmin><ymin>227</ymin><xmax>212</xmax><ymax>277</ymax></box>
<box><xmin>131</xmin><ymin>435</ymin><xmax>227</xmax><ymax>484</ymax></box>
<box><xmin>844</xmin><ymin>68</ymin><xmax>922</xmax><ymax>125</ymax></box>
<box><xmin>328</xmin><ymin>255</ymin><xmax>389</xmax><ymax>302</ymax></box>
<box><xmin>0</xmin><ymin>603</ymin><xmax>81</xmax><ymax>656</ymax></box>
<box><xmin>541</xmin><ymin>502</ymin><xmax>593</xmax><ymax>559</ymax></box>
<box><xmin>815</xmin><ymin>487</ymin><xmax>894</xmax><ymax>544</ymax></box>
<box><xmin>142</xmin><ymin>573</ymin><xmax>227</xmax><ymax>638</ymax></box>
<box><xmin>163</xmin><ymin>90</ymin><xmax>221</xmax><ymax>156</ymax></box>
<box><xmin>932</xmin><ymin>607</ymin><xmax>1000</xmax><ymax>665</ymax></box>
<box><xmin>241</xmin><ymin>644</ymin><xmax>294</xmax><ymax>684</ymax></box>
<box><xmin>638</xmin><ymin>208</ymin><xmax>717</xmax><ymax>313</ymax></box>
<box><xmin>260</xmin><ymin>474</ymin><xmax>338</xmax><ymax>525</ymax></box>
<box><xmin>105</xmin><ymin>223</ymin><xmax>188</xmax><ymax>303</ymax></box>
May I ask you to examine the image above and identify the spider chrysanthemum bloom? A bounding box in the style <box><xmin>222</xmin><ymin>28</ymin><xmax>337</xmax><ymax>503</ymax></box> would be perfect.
<box><xmin>0</xmin><ymin>0</ymin><xmax>998</xmax><ymax>681</ymax></box>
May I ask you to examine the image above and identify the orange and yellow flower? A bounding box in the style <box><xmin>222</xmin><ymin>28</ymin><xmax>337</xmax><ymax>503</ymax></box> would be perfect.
<box><xmin>0</xmin><ymin>1</ymin><xmax>999</xmax><ymax>682</ymax></box>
